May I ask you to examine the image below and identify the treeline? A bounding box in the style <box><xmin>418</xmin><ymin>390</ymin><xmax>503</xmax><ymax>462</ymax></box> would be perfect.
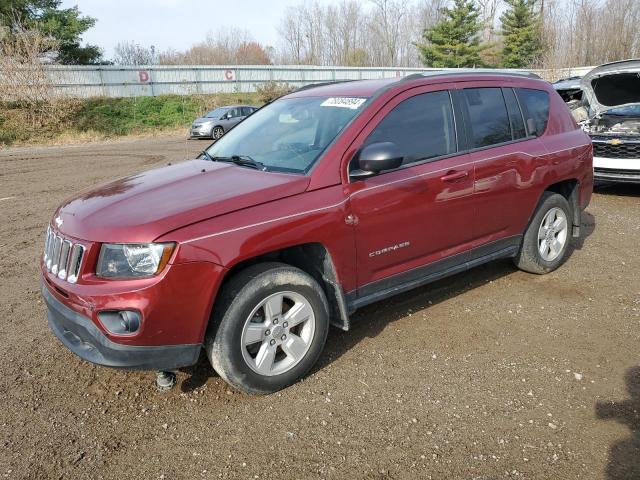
<box><xmin>2</xmin><ymin>0</ymin><xmax>640</xmax><ymax>69</ymax></box>
<box><xmin>113</xmin><ymin>0</ymin><xmax>640</xmax><ymax>69</ymax></box>
<box><xmin>273</xmin><ymin>0</ymin><xmax>640</xmax><ymax>68</ymax></box>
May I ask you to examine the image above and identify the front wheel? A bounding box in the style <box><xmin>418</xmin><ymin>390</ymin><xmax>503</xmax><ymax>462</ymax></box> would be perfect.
<box><xmin>514</xmin><ymin>192</ymin><xmax>572</xmax><ymax>274</ymax></box>
<box><xmin>211</xmin><ymin>126</ymin><xmax>224</xmax><ymax>140</ymax></box>
<box><xmin>206</xmin><ymin>263</ymin><xmax>330</xmax><ymax>394</ymax></box>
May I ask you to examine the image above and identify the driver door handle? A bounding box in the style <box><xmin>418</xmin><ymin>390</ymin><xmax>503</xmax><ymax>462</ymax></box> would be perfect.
<box><xmin>440</xmin><ymin>170</ymin><xmax>469</xmax><ymax>182</ymax></box>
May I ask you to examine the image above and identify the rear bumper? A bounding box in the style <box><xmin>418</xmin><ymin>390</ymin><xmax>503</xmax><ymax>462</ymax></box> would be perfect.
<box><xmin>43</xmin><ymin>284</ymin><xmax>201</xmax><ymax>371</ymax></box>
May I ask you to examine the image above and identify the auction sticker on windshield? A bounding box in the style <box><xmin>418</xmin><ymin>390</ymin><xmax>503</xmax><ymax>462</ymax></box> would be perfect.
<box><xmin>321</xmin><ymin>97</ymin><xmax>367</xmax><ymax>109</ymax></box>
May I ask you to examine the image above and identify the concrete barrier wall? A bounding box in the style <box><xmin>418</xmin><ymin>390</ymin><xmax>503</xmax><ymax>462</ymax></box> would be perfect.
<box><xmin>37</xmin><ymin>64</ymin><xmax>595</xmax><ymax>98</ymax></box>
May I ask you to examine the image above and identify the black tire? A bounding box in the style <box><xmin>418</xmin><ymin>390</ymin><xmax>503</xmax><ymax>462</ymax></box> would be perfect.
<box><xmin>205</xmin><ymin>262</ymin><xmax>330</xmax><ymax>394</ymax></box>
<box><xmin>211</xmin><ymin>126</ymin><xmax>224</xmax><ymax>140</ymax></box>
<box><xmin>514</xmin><ymin>191</ymin><xmax>573</xmax><ymax>274</ymax></box>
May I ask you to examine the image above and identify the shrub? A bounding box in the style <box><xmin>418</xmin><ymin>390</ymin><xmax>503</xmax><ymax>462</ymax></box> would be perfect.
<box><xmin>254</xmin><ymin>81</ymin><xmax>295</xmax><ymax>103</ymax></box>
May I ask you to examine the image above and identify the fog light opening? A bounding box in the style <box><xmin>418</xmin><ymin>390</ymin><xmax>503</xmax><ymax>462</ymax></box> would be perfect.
<box><xmin>98</xmin><ymin>310</ymin><xmax>141</xmax><ymax>335</ymax></box>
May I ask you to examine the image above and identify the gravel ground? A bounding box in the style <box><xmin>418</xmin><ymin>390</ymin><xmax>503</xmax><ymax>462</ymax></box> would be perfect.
<box><xmin>1</xmin><ymin>136</ymin><xmax>639</xmax><ymax>480</ymax></box>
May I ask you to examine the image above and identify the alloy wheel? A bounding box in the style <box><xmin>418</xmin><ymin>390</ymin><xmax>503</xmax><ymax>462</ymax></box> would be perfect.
<box><xmin>537</xmin><ymin>207</ymin><xmax>568</xmax><ymax>261</ymax></box>
<box><xmin>240</xmin><ymin>291</ymin><xmax>316</xmax><ymax>376</ymax></box>
<box><xmin>212</xmin><ymin>126</ymin><xmax>224</xmax><ymax>140</ymax></box>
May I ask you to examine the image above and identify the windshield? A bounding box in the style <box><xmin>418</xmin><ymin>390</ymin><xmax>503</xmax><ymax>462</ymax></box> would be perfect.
<box><xmin>205</xmin><ymin>107</ymin><xmax>229</xmax><ymax>118</ymax></box>
<box><xmin>205</xmin><ymin>96</ymin><xmax>368</xmax><ymax>173</ymax></box>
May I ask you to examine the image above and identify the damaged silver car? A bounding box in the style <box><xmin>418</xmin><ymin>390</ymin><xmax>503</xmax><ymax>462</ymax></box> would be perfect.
<box><xmin>553</xmin><ymin>76</ymin><xmax>584</xmax><ymax>108</ymax></box>
<box><xmin>568</xmin><ymin>60</ymin><xmax>640</xmax><ymax>183</ymax></box>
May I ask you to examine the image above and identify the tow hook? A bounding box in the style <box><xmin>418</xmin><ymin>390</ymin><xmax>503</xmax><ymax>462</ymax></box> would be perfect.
<box><xmin>156</xmin><ymin>370</ymin><xmax>177</xmax><ymax>391</ymax></box>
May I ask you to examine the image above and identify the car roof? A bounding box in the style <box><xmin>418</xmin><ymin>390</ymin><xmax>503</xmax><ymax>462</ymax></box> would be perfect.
<box><xmin>286</xmin><ymin>70</ymin><xmax>545</xmax><ymax>99</ymax></box>
<box><xmin>210</xmin><ymin>105</ymin><xmax>255</xmax><ymax>109</ymax></box>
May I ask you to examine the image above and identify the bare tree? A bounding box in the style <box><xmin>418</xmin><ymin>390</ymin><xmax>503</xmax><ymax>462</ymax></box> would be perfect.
<box><xmin>476</xmin><ymin>0</ymin><xmax>501</xmax><ymax>43</ymax></box>
<box><xmin>540</xmin><ymin>0</ymin><xmax>640</xmax><ymax>70</ymax></box>
<box><xmin>274</xmin><ymin>0</ymin><xmax>448</xmax><ymax>68</ymax></box>
<box><xmin>414</xmin><ymin>0</ymin><xmax>448</xmax><ymax>29</ymax></box>
<box><xmin>325</xmin><ymin>1</ymin><xmax>365</xmax><ymax>65</ymax></box>
<box><xmin>113</xmin><ymin>41</ymin><xmax>156</xmax><ymax>65</ymax></box>
<box><xmin>0</xmin><ymin>22</ymin><xmax>64</xmax><ymax>129</ymax></box>
<box><xmin>277</xmin><ymin>5</ymin><xmax>306</xmax><ymax>64</ymax></box>
<box><xmin>367</xmin><ymin>0</ymin><xmax>408</xmax><ymax>66</ymax></box>
<box><xmin>159</xmin><ymin>27</ymin><xmax>272</xmax><ymax>65</ymax></box>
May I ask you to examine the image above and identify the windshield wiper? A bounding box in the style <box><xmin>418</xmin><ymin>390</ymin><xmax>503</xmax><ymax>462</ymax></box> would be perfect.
<box><xmin>199</xmin><ymin>150</ymin><xmax>214</xmax><ymax>161</ymax></box>
<box><xmin>210</xmin><ymin>155</ymin><xmax>267</xmax><ymax>171</ymax></box>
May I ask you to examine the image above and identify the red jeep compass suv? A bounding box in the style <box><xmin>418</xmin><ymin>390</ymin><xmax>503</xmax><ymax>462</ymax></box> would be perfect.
<box><xmin>41</xmin><ymin>72</ymin><xmax>593</xmax><ymax>394</ymax></box>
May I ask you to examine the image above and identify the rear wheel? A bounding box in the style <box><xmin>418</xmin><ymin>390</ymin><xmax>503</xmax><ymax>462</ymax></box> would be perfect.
<box><xmin>514</xmin><ymin>192</ymin><xmax>572</xmax><ymax>274</ymax></box>
<box><xmin>206</xmin><ymin>263</ymin><xmax>330</xmax><ymax>394</ymax></box>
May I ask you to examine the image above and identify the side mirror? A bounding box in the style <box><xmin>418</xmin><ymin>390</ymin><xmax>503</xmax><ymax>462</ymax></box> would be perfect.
<box><xmin>351</xmin><ymin>142</ymin><xmax>403</xmax><ymax>179</ymax></box>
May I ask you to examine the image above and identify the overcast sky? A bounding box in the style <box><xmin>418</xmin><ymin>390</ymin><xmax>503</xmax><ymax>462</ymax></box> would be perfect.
<box><xmin>61</xmin><ymin>0</ymin><xmax>311</xmax><ymax>59</ymax></box>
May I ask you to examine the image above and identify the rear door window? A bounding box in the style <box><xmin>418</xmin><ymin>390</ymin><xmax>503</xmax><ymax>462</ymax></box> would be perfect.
<box><xmin>502</xmin><ymin>87</ymin><xmax>527</xmax><ymax>140</ymax></box>
<box><xmin>516</xmin><ymin>88</ymin><xmax>550</xmax><ymax>136</ymax></box>
<box><xmin>363</xmin><ymin>90</ymin><xmax>457</xmax><ymax>166</ymax></box>
<box><xmin>463</xmin><ymin>88</ymin><xmax>512</xmax><ymax>148</ymax></box>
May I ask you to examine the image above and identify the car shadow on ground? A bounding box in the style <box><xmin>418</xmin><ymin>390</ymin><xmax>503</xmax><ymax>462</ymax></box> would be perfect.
<box><xmin>177</xmin><ymin>261</ymin><xmax>520</xmax><ymax>393</ymax></box>
<box><xmin>594</xmin><ymin>182</ymin><xmax>640</xmax><ymax>197</ymax></box>
<box><xmin>574</xmin><ymin>210</ymin><xmax>596</xmax><ymax>250</ymax></box>
<box><xmin>179</xmin><ymin>211</ymin><xmax>596</xmax><ymax>393</ymax></box>
<box><xmin>319</xmin><ymin>208</ymin><xmax>597</xmax><ymax>371</ymax></box>
<box><xmin>318</xmin><ymin>259</ymin><xmax>517</xmax><ymax>371</ymax></box>
<box><xmin>596</xmin><ymin>366</ymin><xmax>640</xmax><ymax>480</ymax></box>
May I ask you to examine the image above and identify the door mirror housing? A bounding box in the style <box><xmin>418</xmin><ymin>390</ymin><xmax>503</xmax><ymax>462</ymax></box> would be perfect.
<box><xmin>351</xmin><ymin>142</ymin><xmax>403</xmax><ymax>179</ymax></box>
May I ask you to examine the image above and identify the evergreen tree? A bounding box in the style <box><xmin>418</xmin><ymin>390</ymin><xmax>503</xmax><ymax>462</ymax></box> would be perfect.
<box><xmin>416</xmin><ymin>0</ymin><xmax>486</xmax><ymax>68</ymax></box>
<box><xmin>500</xmin><ymin>0</ymin><xmax>543</xmax><ymax>68</ymax></box>
<box><xmin>0</xmin><ymin>0</ymin><xmax>101</xmax><ymax>64</ymax></box>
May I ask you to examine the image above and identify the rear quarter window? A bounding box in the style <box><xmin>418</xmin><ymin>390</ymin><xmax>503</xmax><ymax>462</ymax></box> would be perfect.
<box><xmin>516</xmin><ymin>88</ymin><xmax>550</xmax><ymax>136</ymax></box>
<box><xmin>463</xmin><ymin>88</ymin><xmax>512</xmax><ymax>148</ymax></box>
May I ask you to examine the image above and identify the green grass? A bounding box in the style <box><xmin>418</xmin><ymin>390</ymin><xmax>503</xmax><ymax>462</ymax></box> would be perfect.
<box><xmin>0</xmin><ymin>93</ymin><xmax>262</xmax><ymax>146</ymax></box>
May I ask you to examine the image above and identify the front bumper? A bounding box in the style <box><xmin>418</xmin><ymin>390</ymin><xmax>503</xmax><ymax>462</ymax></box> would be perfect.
<box><xmin>592</xmin><ymin>137</ymin><xmax>640</xmax><ymax>183</ymax></box>
<box><xmin>190</xmin><ymin>125</ymin><xmax>213</xmax><ymax>138</ymax></box>
<box><xmin>593</xmin><ymin>156</ymin><xmax>640</xmax><ymax>183</ymax></box>
<box><xmin>43</xmin><ymin>283</ymin><xmax>201</xmax><ymax>370</ymax></box>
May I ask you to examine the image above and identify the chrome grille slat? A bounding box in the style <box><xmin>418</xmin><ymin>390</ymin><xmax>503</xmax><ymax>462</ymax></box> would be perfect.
<box><xmin>45</xmin><ymin>229</ymin><xmax>55</xmax><ymax>266</ymax></box>
<box><xmin>57</xmin><ymin>240</ymin><xmax>71</xmax><ymax>280</ymax></box>
<box><xmin>43</xmin><ymin>227</ymin><xmax>85</xmax><ymax>284</ymax></box>
<box><xmin>43</xmin><ymin>226</ymin><xmax>51</xmax><ymax>262</ymax></box>
<box><xmin>67</xmin><ymin>244</ymin><xmax>85</xmax><ymax>284</ymax></box>
<box><xmin>50</xmin><ymin>236</ymin><xmax>62</xmax><ymax>275</ymax></box>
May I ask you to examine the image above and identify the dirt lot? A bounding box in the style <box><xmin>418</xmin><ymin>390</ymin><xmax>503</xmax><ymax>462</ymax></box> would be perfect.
<box><xmin>1</xmin><ymin>135</ymin><xmax>639</xmax><ymax>480</ymax></box>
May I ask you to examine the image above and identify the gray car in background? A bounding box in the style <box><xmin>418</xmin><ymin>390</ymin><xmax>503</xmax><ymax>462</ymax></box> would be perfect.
<box><xmin>190</xmin><ymin>105</ymin><xmax>258</xmax><ymax>140</ymax></box>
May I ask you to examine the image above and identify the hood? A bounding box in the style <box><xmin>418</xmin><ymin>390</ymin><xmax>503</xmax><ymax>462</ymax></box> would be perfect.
<box><xmin>192</xmin><ymin>117</ymin><xmax>215</xmax><ymax>125</ymax></box>
<box><xmin>581</xmin><ymin>59</ymin><xmax>640</xmax><ymax>116</ymax></box>
<box><xmin>55</xmin><ymin>159</ymin><xmax>309</xmax><ymax>243</ymax></box>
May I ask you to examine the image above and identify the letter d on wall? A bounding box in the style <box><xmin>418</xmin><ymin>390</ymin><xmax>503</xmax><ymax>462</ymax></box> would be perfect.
<box><xmin>138</xmin><ymin>70</ymin><xmax>150</xmax><ymax>83</ymax></box>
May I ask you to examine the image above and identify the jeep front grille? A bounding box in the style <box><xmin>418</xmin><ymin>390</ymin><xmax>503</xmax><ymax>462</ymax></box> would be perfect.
<box><xmin>43</xmin><ymin>226</ymin><xmax>85</xmax><ymax>283</ymax></box>
<box><xmin>593</xmin><ymin>140</ymin><xmax>640</xmax><ymax>159</ymax></box>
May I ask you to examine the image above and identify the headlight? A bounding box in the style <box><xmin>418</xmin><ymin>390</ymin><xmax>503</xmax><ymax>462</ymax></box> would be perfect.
<box><xmin>97</xmin><ymin>243</ymin><xmax>175</xmax><ymax>278</ymax></box>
